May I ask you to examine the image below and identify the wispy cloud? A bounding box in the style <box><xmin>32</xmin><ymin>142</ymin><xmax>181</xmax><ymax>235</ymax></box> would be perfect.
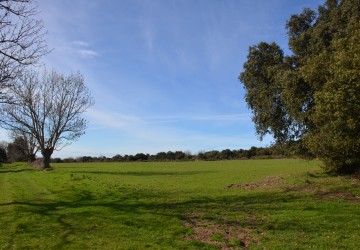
<box><xmin>142</xmin><ymin>23</ymin><xmax>155</xmax><ymax>53</ymax></box>
<box><xmin>72</xmin><ymin>40</ymin><xmax>90</xmax><ymax>47</ymax></box>
<box><xmin>77</xmin><ymin>49</ymin><xmax>98</xmax><ymax>58</ymax></box>
<box><xmin>87</xmin><ymin>109</ymin><xmax>250</xmax><ymax>128</ymax></box>
<box><xmin>143</xmin><ymin>113</ymin><xmax>251</xmax><ymax>124</ymax></box>
<box><xmin>86</xmin><ymin>109</ymin><xmax>141</xmax><ymax>131</ymax></box>
<box><xmin>36</xmin><ymin>0</ymin><xmax>287</xmax><ymax>158</ymax></box>
<box><xmin>72</xmin><ymin>40</ymin><xmax>98</xmax><ymax>58</ymax></box>
<box><xmin>82</xmin><ymin>108</ymin><xmax>263</xmax><ymax>156</ymax></box>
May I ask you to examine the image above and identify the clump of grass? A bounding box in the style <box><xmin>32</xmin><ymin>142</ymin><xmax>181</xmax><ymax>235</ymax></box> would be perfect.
<box><xmin>211</xmin><ymin>232</ymin><xmax>226</xmax><ymax>242</ymax></box>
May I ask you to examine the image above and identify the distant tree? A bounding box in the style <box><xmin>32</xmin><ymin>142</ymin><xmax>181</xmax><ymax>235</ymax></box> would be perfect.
<box><xmin>112</xmin><ymin>154</ymin><xmax>124</xmax><ymax>162</ymax></box>
<box><xmin>155</xmin><ymin>152</ymin><xmax>167</xmax><ymax>161</ymax></box>
<box><xmin>201</xmin><ymin>150</ymin><xmax>220</xmax><ymax>161</ymax></box>
<box><xmin>0</xmin><ymin>69</ymin><xmax>94</xmax><ymax>168</ymax></box>
<box><xmin>79</xmin><ymin>156</ymin><xmax>93</xmax><ymax>162</ymax></box>
<box><xmin>134</xmin><ymin>153</ymin><xmax>148</xmax><ymax>161</ymax></box>
<box><xmin>220</xmin><ymin>149</ymin><xmax>234</xmax><ymax>160</ymax></box>
<box><xmin>51</xmin><ymin>158</ymin><xmax>63</xmax><ymax>163</ymax></box>
<box><xmin>166</xmin><ymin>151</ymin><xmax>175</xmax><ymax>161</ymax></box>
<box><xmin>245</xmin><ymin>147</ymin><xmax>257</xmax><ymax>159</ymax></box>
<box><xmin>174</xmin><ymin>151</ymin><xmax>186</xmax><ymax>161</ymax></box>
<box><xmin>63</xmin><ymin>157</ymin><xmax>74</xmax><ymax>163</ymax></box>
<box><xmin>9</xmin><ymin>131</ymin><xmax>38</xmax><ymax>162</ymax></box>
<box><xmin>196</xmin><ymin>152</ymin><xmax>205</xmax><ymax>161</ymax></box>
<box><xmin>184</xmin><ymin>151</ymin><xmax>193</xmax><ymax>160</ymax></box>
<box><xmin>7</xmin><ymin>137</ymin><xmax>27</xmax><ymax>162</ymax></box>
<box><xmin>0</xmin><ymin>0</ymin><xmax>48</xmax><ymax>103</ymax></box>
<box><xmin>239</xmin><ymin>0</ymin><xmax>360</xmax><ymax>173</ymax></box>
<box><xmin>0</xmin><ymin>141</ymin><xmax>8</xmax><ymax>163</ymax></box>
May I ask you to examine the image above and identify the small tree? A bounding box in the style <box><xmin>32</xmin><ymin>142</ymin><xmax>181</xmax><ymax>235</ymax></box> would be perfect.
<box><xmin>0</xmin><ymin>69</ymin><xmax>94</xmax><ymax>168</ymax></box>
<box><xmin>0</xmin><ymin>0</ymin><xmax>48</xmax><ymax>103</ymax></box>
<box><xmin>9</xmin><ymin>131</ymin><xmax>38</xmax><ymax>162</ymax></box>
<box><xmin>7</xmin><ymin>137</ymin><xmax>27</xmax><ymax>162</ymax></box>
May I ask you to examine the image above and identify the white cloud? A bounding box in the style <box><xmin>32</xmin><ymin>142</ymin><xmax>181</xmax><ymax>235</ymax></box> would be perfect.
<box><xmin>142</xmin><ymin>113</ymin><xmax>251</xmax><ymax>124</ymax></box>
<box><xmin>77</xmin><ymin>49</ymin><xmax>98</xmax><ymax>58</ymax></box>
<box><xmin>35</xmin><ymin>0</ymin><xmax>282</xmax><ymax>158</ymax></box>
<box><xmin>87</xmin><ymin>108</ymin><xmax>250</xmax><ymax>128</ymax></box>
<box><xmin>72</xmin><ymin>41</ymin><xmax>98</xmax><ymax>58</ymax></box>
<box><xmin>72</xmin><ymin>40</ymin><xmax>90</xmax><ymax>47</ymax></box>
<box><xmin>86</xmin><ymin>109</ymin><xmax>141</xmax><ymax>131</ymax></box>
<box><xmin>82</xmin><ymin>108</ymin><xmax>264</xmax><ymax>156</ymax></box>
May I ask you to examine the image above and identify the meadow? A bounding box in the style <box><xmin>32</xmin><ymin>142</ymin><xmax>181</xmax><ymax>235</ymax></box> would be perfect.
<box><xmin>0</xmin><ymin>159</ymin><xmax>359</xmax><ymax>249</ymax></box>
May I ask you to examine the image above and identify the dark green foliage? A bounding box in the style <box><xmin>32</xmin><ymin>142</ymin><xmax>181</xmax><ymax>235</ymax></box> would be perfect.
<box><xmin>304</xmin><ymin>23</ymin><xmax>360</xmax><ymax>173</ymax></box>
<box><xmin>239</xmin><ymin>0</ymin><xmax>360</xmax><ymax>173</ymax></box>
<box><xmin>7</xmin><ymin>138</ymin><xmax>28</xmax><ymax>162</ymax></box>
<box><xmin>52</xmin><ymin>146</ymin><xmax>298</xmax><ymax>163</ymax></box>
<box><xmin>0</xmin><ymin>144</ymin><xmax>7</xmax><ymax>163</ymax></box>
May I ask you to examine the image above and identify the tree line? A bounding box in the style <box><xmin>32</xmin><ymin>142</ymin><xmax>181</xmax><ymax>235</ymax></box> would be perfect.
<box><xmin>53</xmin><ymin>143</ymin><xmax>303</xmax><ymax>163</ymax></box>
<box><xmin>0</xmin><ymin>135</ymin><xmax>310</xmax><ymax>164</ymax></box>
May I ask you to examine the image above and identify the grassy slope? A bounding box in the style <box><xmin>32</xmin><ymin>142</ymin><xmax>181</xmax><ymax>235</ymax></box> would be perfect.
<box><xmin>0</xmin><ymin>160</ymin><xmax>359</xmax><ymax>249</ymax></box>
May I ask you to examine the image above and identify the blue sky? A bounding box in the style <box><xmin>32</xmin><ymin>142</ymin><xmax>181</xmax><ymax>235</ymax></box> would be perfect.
<box><xmin>1</xmin><ymin>0</ymin><xmax>324</xmax><ymax>158</ymax></box>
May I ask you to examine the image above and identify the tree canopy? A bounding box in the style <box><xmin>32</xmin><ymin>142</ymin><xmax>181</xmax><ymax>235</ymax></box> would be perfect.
<box><xmin>0</xmin><ymin>69</ymin><xmax>94</xmax><ymax>168</ymax></box>
<box><xmin>239</xmin><ymin>0</ymin><xmax>360</xmax><ymax>173</ymax></box>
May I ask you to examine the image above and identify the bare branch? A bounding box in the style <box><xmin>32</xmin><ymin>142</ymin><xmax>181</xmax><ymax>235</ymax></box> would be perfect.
<box><xmin>0</xmin><ymin>68</ymin><xmax>94</xmax><ymax>168</ymax></box>
<box><xmin>0</xmin><ymin>0</ymin><xmax>48</xmax><ymax>103</ymax></box>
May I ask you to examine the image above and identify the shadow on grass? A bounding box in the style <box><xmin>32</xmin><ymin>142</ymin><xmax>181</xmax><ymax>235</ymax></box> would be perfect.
<box><xmin>0</xmin><ymin>185</ymin><xmax>358</xmax><ymax>249</ymax></box>
<box><xmin>0</xmin><ymin>168</ymin><xmax>34</xmax><ymax>174</ymax></box>
<box><xmin>0</xmin><ymin>190</ymin><xmax>299</xmax><ymax>228</ymax></box>
<box><xmin>69</xmin><ymin>170</ymin><xmax>215</xmax><ymax>176</ymax></box>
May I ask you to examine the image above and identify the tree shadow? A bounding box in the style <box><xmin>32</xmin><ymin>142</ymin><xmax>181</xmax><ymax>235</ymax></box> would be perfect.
<box><xmin>69</xmin><ymin>170</ymin><xmax>215</xmax><ymax>176</ymax></box>
<box><xmin>0</xmin><ymin>184</ymin><xmax>358</xmax><ymax>249</ymax></box>
<box><xmin>0</xmin><ymin>188</ymin><xmax>298</xmax><ymax>240</ymax></box>
<box><xmin>0</xmin><ymin>168</ymin><xmax>35</xmax><ymax>173</ymax></box>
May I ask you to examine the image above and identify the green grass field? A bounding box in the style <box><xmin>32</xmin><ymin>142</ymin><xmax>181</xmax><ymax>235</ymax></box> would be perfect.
<box><xmin>1</xmin><ymin>159</ymin><xmax>359</xmax><ymax>249</ymax></box>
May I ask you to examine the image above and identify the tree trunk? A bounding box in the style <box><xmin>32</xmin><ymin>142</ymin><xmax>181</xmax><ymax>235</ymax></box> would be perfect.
<box><xmin>41</xmin><ymin>147</ymin><xmax>54</xmax><ymax>169</ymax></box>
<box><xmin>29</xmin><ymin>153</ymin><xmax>36</xmax><ymax>162</ymax></box>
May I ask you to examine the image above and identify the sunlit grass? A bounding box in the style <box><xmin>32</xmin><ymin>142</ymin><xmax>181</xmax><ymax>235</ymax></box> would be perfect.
<box><xmin>0</xmin><ymin>160</ymin><xmax>359</xmax><ymax>249</ymax></box>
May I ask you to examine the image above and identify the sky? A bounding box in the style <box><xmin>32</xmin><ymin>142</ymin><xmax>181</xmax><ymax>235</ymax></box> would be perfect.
<box><xmin>1</xmin><ymin>0</ymin><xmax>325</xmax><ymax>158</ymax></box>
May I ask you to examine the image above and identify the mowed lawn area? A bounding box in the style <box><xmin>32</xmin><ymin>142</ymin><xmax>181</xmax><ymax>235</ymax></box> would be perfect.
<box><xmin>1</xmin><ymin>159</ymin><xmax>359</xmax><ymax>249</ymax></box>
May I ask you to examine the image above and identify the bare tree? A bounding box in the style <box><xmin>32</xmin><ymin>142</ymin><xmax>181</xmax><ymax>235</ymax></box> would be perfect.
<box><xmin>0</xmin><ymin>69</ymin><xmax>94</xmax><ymax>168</ymax></box>
<box><xmin>0</xmin><ymin>0</ymin><xmax>48</xmax><ymax>103</ymax></box>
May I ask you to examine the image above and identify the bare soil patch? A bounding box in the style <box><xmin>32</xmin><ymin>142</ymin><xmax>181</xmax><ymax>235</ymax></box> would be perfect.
<box><xmin>315</xmin><ymin>190</ymin><xmax>360</xmax><ymax>202</ymax></box>
<box><xmin>30</xmin><ymin>158</ymin><xmax>46</xmax><ymax>169</ymax></box>
<box><xmin>227</xmin><ymin>173</ymin><xmax>360</xmax><ymax>203</ymax></box>
<box><xmin>226</xmin><ymin>175</ymin><xmax>285</xmax><ymax>190</ymax></box>
<box><xmin>183</xmin><ymin>211</ymin><xmax>259</xmax><ymax>249</ymax></box>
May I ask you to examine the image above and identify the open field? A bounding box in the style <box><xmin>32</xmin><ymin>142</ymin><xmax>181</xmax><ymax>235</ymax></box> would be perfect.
<box><xmin>1</xmin><ymin>159</ymin><xmax>359</xmax><ymax>249</ymax></box>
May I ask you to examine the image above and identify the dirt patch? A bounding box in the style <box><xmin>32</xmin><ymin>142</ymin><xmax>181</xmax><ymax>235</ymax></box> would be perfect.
<box><xmin>315</xmin><ymin>190</ymin><xmax>360</xmax><ymax>202</ymax></box>
<box><xmin>226</xmin><ymin>175</ymin><xmax>285</xmax><ymax>190</ymax></box>
<box><xmin>227</xmin><ymin>173</ymin><xmax>360</xmax><ymax>203</ymax></box>
<box><xmin>30</xmin><ymin>158</ymin><xmax>46</xmax><ymax>169</ymax></box>
<box><xmin>183</xmin><ymin>211</ymin><xmax>259</xmax><ymax>249</ymax></box>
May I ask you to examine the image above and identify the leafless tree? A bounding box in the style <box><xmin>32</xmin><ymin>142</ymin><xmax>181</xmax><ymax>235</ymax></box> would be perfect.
<box><xmin>0</xmin><ymin>69</ymin><xmax>94</xmax><ymax>168</ymax></box>
<box><xmin>0</xmin><ymin>0</ymin><xmax>48</xmax><ymax>103</ymax></box>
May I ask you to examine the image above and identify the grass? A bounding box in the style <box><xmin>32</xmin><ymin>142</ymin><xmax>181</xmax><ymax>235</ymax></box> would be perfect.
<box><xmin>0</xmin><ymin>159</ymin><xmax>359</xmax><ymax>249</ymax></box>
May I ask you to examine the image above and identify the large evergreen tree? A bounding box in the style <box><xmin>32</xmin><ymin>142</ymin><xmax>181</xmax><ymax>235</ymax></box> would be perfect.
<box><xmin>239</xmin><ymin>0</ymin><xmax>360</xmax><ymax>173</ymax></box>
